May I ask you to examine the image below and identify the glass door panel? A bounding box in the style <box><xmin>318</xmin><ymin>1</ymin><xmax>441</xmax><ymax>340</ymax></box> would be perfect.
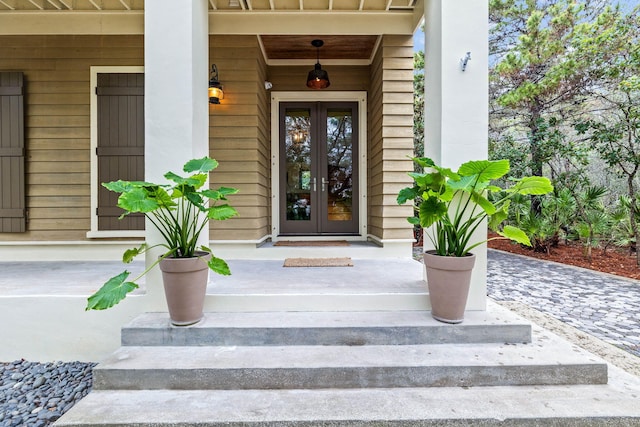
<box><xmin>321</xmin><ymin>103</ymin><xmax>358</xmax><ymax>234</ymax></box>
<box><xmin>280</xmin><ymin>106</ymin><xmax>317</xmax><ymax>234</ymax></box>
<box><xmin>325</xmin><ymin>108</ymin><xmax>354</xmax><ymax>222</ymax></box>
<box><xmin>280</xmin><ymin>102</ymin><xmax>358</xmax><ymax>235</ymax></box>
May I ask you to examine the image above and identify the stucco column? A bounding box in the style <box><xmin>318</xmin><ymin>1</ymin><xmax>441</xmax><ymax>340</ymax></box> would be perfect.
<box><xmin>423</xmin><ymin>0</ymin><xmax>489</xmax><ymax>310</ymax></box>
<box><xmin>144</xmin><ymin>0</ymin><xmax>210</xmax><ymax>309</ymax></box>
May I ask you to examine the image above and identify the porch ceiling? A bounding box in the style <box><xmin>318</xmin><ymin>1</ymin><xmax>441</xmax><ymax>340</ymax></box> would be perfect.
<box><xmin>0</xmin><ymin>0</ymin><xmax>416</xmax><ymax>12</ymax></box>
<box><xmin>0</xmin><ymin>0</ymin><xmax>422</xmax><ymax>59</ymax></box>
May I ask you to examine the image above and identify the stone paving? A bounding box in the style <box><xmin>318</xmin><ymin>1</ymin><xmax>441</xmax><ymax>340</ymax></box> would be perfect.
<box><xmin>487</xmin><ymin>249</ymin><xmax>640</xmax><ymax>358</ymax></box>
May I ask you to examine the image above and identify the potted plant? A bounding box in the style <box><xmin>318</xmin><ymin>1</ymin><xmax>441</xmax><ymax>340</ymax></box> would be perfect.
<box><xmin>397</xmin><ymin>157</ymin><xmax>553</xmax><ymax>323</ymax></box>
<box><xmin>85</xmin><ymin>156</ymin><xmax>239</xmax><ymax>326</ymax></box>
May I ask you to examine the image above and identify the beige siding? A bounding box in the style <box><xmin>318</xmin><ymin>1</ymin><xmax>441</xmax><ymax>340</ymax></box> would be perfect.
<box><xmin>0</xmin><ymin>33</ymin><xmax>414</xmax><ymax>244</ymax></box>
<box><xmin>209</xmin><ymin>35</ymin><xmax>270</xmax><ymax>241</ymax></box>
<box><xmin>0</xmin><ymin>35</ymin><xmax>143</xmax><ymax>241</ymax></box>
<box><xmin>368</xmin><ymin>35</ymin><xmax>414</xmax><ymax>241</ymax></box>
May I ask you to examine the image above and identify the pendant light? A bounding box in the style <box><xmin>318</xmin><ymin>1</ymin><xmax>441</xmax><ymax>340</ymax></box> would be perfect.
<box><xmin>306</xmin><ymin>39</ymin><xmax>330</xmax><ymax>90</ymax></box>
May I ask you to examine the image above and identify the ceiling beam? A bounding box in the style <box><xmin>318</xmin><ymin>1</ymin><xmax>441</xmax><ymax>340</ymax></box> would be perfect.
<box><xmin>59</xmin><ymin>0</ymin><xmax>73</xmax><ymax>9</ymax></box>
<box><xmin>0</xmin><ymin>12</ymin><xmax>143</xmax><ymax>34</ymax></box>
<box><xmin>0</xmin><ymin>9</ymin><xmax>420</xmax><ymax>36</ymax></box>
<box><xmin>209</xmin><ymin>11</ymin><xmax>415</xmax><ymax>35</ymax></box>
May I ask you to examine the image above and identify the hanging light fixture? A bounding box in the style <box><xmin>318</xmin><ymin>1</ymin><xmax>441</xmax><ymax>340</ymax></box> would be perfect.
<box><xmin>208</xmin><ymin>64</ymin><xmax>224</xmax><ymax>104</ymax></box>
<box><xmin>306</xmin><ymin>39</ymin><xmax>330</xmax><ymax>90</ymax></box>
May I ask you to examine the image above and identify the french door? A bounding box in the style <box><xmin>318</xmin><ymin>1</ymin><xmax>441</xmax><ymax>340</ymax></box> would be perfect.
<box><xmin>279</xmin><ymin>102</ymin><xmax>359</xmax><ymax>235</ymax></box>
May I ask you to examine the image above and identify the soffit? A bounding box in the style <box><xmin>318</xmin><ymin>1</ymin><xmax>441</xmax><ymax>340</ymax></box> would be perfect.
<box><xmin>0</xmin><ymin>0</ymin><xmax>421</xmax><ymax>62</ymax></box>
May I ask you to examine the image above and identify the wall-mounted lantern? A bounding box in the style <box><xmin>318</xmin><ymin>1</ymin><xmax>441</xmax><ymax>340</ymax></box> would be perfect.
<box><xmin>208</xmin><ymin>64</ymin><xmax>224</xmax><ymax>104</ymax></box>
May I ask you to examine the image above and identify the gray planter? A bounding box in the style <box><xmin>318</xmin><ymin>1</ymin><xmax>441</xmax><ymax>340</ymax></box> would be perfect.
<box><xmin>423</xmin><ymin>251</ymin><xmax>476</xmax><ymax>324</ymax></box>
<box><xmin>159</xmin><ymin>252</ymin><xmax>211</xmax><ymax>326</ymax></box>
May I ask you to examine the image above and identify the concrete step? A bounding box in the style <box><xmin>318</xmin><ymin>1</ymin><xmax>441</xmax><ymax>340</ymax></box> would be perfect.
<box><xmin>54</xmin><ymin>365</ymin><xmax>640</xmax><ymax>426</ymax></box>
<box><xmin>95</xmin><ymin>329</ymin><xmax>607</xmax><ymax>390</ymax></box>
<box><xmin>121</xmin><ymin>309</ymin><xmax>532</xmax><ymax>346</ymax></box>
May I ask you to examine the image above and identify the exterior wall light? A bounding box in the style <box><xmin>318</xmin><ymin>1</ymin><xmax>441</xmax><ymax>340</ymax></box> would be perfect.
<box><xmin>208</xmin><ymin>64</ymin><xmax>224</xmax><ymax>104</ymax></box>
<box><xmin>306</xmin><ymin>40</ymin><xmax>330</xmax><ymax>89</ymax></box>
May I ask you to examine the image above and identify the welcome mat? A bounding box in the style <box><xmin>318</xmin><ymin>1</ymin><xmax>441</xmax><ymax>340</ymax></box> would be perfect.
<box><xmin>275</xmin><ymin>240</ymin><xmax>350</xmax><ymax>247</ymax></box>
<box><xmin>283</xmin><ymin>257</ymin><xmax>354</xmax><ymax>267</ymax></box>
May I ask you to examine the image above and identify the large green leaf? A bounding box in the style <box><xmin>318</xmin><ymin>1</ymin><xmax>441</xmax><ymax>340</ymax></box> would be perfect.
<box><xmin>208</xmin><ymin>256</ymin><xmax>231</xmax><ymax>275</ymax></box>
<box><xmin>186</xmin><ymin>191</ymin><xmax>205</xmax><ymax>209</ymax></box>
<box><xmin>123</xmin><ymin>244</ymin><xmax>146</xmax><ymax>263</ymax></box>
<box><xmin>418</xmin><ymin>196</ymin><xmax>447</xmax><ymax>228</ymax></box>
<box><xmin>103</xmin><ymin>180</ymin><xmax>159</xmax><ymax>193</ymax></box>
<box><xmin>488</xmin><ymin>201</ymin><xmax>510</xmax><ymax>230</ymax></box>
<box><xmin>164</xmin><ymin>172</ymin><xmax>208</xmax><ymax>189</ymax></box>
<box><xmin>470</xmin><ymin>192</ymin><xmax>497</xmax><ymax>215</ymax></box>
<box><xmin>85</xmin><ymin>271</ymin><xmax>139</xmax><ymax>311</ymax></box>
<box><xmin>407</xmin><ymin>216</ymin><xmax>420</xmax><ymax>225</ymax></box>
<box><xmin>509</xmin><ymin>176</ymin><xmax>554</xmax><ymax>195</ymax></box>
<box><xmin>118</xmin><ymin>187</ymin><xmax>159</xmax><ymax>213</ymax></box>
<box><xmin>397</xmin><ymin>186</ymin><xmax>420</xmax><ymax>204</ymax></box>
<box><xmin>201</xmin><ymin>187</ymin><xmax>240</xmax><ymax>201</ymax></box>
<box><xmin>412</xmin><ymin>157</ymin><xmax>436</xmax><ymax>169</ymax></box>
<box><xmin>150</xmin><ymin>187</ymin><xmax>177</xmax><ymax>209</ymax></box>
<box><xmin>497</xmin><ymin>225</ymin><xmax>532</xmax><ymax>246</ymax></box>
<box><xmin>458</xmin><ymin>159</ymin><xmax>510</xmax><ymax>181</ymax></box>
<box><xmin>208</xmin><ymin>204</ymin><xmax>239</xmax><ymax>220</ymax></box>
<box><xmin>184</xmin><ymin>157</ymin><xmax>218</xmax><ymax>174</ymax></box>
<box><xmin>447</xmin><ymin>175</ymin><xmax>477</xmax><ymax>192</ymax></box>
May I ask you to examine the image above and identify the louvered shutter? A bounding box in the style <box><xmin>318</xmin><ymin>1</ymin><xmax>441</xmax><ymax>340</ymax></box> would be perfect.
<box><xmin>96</xmin><ymin>73</ymin><xmax>145</xmax><ymax>231</ymax></box>
<box><xmin>0</xmin><ymin>72</ymin><xmax>26</xmax><ymax>233</ymax></box>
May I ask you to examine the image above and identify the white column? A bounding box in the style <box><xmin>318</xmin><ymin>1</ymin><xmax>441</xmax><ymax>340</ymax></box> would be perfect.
<box><xmin>423</xmin><ymin>0</ymin><xmax>489</xmax><ymax>310</ymax></box>
<box><xmin>144</xmin><ymin>0</ymin><xmax>210</xmax><ymax>309</ymax></box>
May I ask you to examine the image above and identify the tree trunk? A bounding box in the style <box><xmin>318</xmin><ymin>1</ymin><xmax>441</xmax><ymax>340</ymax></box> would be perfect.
<box><xmin>528</xmin><ymin>107</ymin><xmax>544</xmax><ymax>216</ymax></box>
<box><xmin>627</xmin><ymin>175</ymin><xmax>640</xmax><ymax>267</ymax></box>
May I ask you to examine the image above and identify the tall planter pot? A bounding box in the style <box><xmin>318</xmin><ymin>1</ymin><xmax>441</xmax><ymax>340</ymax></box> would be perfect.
<box><xmin>423</xmin><ymin>250</ymin><xmax>476</xmax><ymax>324</ymax></box>
<box><xmin>159</xmin><ymin>252</ymin><xmax>211</xmax><ymax>326</ymax></box>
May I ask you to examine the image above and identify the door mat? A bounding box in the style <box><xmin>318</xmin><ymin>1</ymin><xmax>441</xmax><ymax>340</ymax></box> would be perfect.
<box><xmin>283</xmin><ymin>257</ymin><xmax>354</xmax><ymax>267</ymax></box>
<box><xmin>275</xmin><ymin>240</ymin><xmax>350</xmax><ymax>247</ymax></box>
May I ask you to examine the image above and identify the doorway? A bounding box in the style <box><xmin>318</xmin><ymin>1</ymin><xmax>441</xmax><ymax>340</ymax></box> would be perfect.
<box><xmin>279</xmin><ymin>102</ymin><xmax>359</xmax><ymax>235</ymax></box>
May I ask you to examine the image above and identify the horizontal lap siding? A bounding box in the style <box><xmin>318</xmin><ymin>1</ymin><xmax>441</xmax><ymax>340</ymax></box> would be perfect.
<box><xmin>368</xmin><ymin>47</ymin><xmax>384</xmax><ymax>239</ymax></box>
<box><xmin>369</xmin><ymin>35</ymin><xmax>414</xmax><ymax>241</ymax></box>
<box><xmin>0</xmin><ymin>35</ymin><xmax>143</xmax><ymax>241</ymax></box>
<box><xmin>209</xmin><ymin>36</ymin><xmax>271</xmax><ymax>241</ymax></box>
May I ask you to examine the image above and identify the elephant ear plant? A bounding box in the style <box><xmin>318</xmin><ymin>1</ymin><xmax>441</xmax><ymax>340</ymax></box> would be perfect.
<box><xmin>397</xmin><ymin>157</ymin><xmax>553</xmax><ymax>256</ymax></box>
<box><xmin>86</xmin><ymin>156</ymin><xmax>239</xmax><ymax>311</ymax></box>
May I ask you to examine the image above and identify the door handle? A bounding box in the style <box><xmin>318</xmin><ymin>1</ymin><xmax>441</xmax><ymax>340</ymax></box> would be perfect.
<box><xmin>321</xmin><ymin>177</ymin><xmax>327</xmax><ymax>192</ymax></box>
<box><xmin>312</xmin><ymin>177</ymin><xmax>317</xmax><ymax>192</ymax></box>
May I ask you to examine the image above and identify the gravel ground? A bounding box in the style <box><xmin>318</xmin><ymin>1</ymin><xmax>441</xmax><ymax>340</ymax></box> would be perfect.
<box><xmin>0</xmin><ymin>360</ymin><xmax>95</xmax><ymax>427</ymax></box>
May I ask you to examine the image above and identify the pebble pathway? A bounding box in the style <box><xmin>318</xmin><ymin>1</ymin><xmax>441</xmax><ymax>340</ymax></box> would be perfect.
<box><xmin>0</xmin><ymin>360</ymin><xmax>95</xmax><ymax>427</ymax></box>
<box><xmin>488</xmin><ymin>249</ymin><xmax>640</xmax><ymax>358</ymax></box>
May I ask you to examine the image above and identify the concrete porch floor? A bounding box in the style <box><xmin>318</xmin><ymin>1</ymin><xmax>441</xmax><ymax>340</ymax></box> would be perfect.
<box><xmin>0</xmin><ymin>258</ymin><xmax>425</xmax><ymax>297</ymax></box>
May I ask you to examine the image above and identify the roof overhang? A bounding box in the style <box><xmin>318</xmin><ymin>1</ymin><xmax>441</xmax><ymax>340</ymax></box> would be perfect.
<box><xmin>0</xmin><ymin>0</ymin><xmax>424</xmax><ymax>65</ymax></box>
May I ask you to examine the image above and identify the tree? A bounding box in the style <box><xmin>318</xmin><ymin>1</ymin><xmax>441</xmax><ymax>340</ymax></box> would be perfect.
<box><xmin>489</xmin><ymin>0</ymin><xmax>608</xmax><ymax>213</ymax></box>
<box><xmin>574</xmin><ymin>5</ymin><xmax>640</xmax><ymax>265</ymax></box>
